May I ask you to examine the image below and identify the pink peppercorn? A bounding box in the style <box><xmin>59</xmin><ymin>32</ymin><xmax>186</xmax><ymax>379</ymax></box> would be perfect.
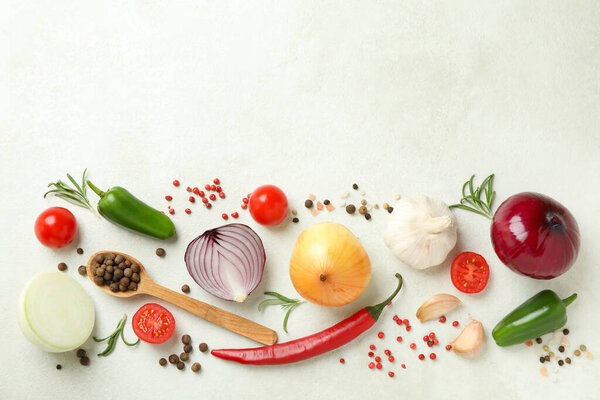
<box><xmin>202</xmin><ymin>197</ymin><xmax>208</xmax><ymax>203</ymax></box>
<box><xmin>374</xmin><ymin>356</ymin><xmax>381</xmax><ymax>362</ymax></box>
<box><xmin>242</xmin><ymin>198</ymin><xmax>249</xmax><ymax>204</ymax></box>
<box><xmin>241</xmin><ymin>203</ymin><xmax>248</xmax><ymax>209</ymax></box>
<box><xmin>221</xmin><ymin>213</ymin><xmax>228</xmax><ymax>220</ymax></box>
<box><xmin>210</xmin><ymin>185</ymin><xmax>216</xmax><ymax>191</ymax></box>
<box><xmin>427</xmin><ymin>341</ymin><xmax>433</xmax><ymax>347</ymax></box>
<box><xmin>219</xmin><ymin>192</ymin><xmax>226</xmax><ymax>199</ymax></box>
<box><xmin>396</xmin><ymin>336</ymin><xmax>403</xmax><ymax>343</ymax></box>
<box><xmin>198</xmin><ymin>191</ymin><xmax>205</xmax><ymax>197</ymax></box>
<box><xmin>445</xmin><ymin>345</ymin><xmax>452</xmax><ymax>351</ymax></box>
<box><xmin>423</xmin><ymin>335</ymin><xmax>429</xmax><ymax>342</ymax></box>
<box><xmin>418</xmin><ymin>354</ymin><xmax>425</xmax><ymax>360</ymax></box>
<box><xmin>384</xmin><ymin>350</ymin><xmax>391</xmax><ymax>356</ymax></box>
<box><xmin>209</xmin><ymin>194</ymin><xmax>216</xmax><ymax>201</ymax></box>
<box><xmin>216</xmin><ymin>186</ymin><xmax>222</xmax><ymax>193</ymax></box>
<box><xmin>410</xmin><ymin>343</ymin><xmax>416</xmax><ymax>350</ymax></box>
<box><xmin>452</xmin><ymin>321</ymin><xmax>459</xmax><ymax>327</ymax></box>
<box><xmin>231</xmin><ymin>212</ymin><xmax>239</xmax><ymax>218</ymax></box>
<box><xmin>165</xmin><ymin>195</ymin><xmax>172</xmax><ymax>201</ymax></box>
<box><xmin>369</xmin><ymin>345</ymin><xmax>376</xmax><ymax>350</ymax></box>
<box><xmin>189</xmin><ymin>196</ymin><xmax>195</xmax><ymax>203</ymax></box>
<box><xmin>429</xmin><ymin>332</ymin><xmax>435</xmax><ymax>339</ymax></box>
<box><xmin>213</xmin><ymin>178</ymin><xmax>220</xmax><ymax>185</ymax></box>
<box><xmin>388</xmin><ymin>356</ymin><xmax>394</xmax><ymax>362</ymax></box>
<box><xmin>368</xmin><ymin>352</ymin><xmax>374</xmax><ymax>357</ymax></box>
<box><xmin>402</xmin><ymin>319</ymin><xmax>409</xmax><ymax>325</ymax></box>
<box><xmin>406</xmin><ymin>326</ymin><xmax>412</xmax><ymax>332</ymax></box>
<box><xmin>439</xmin><ymin>316</ymin><xmax>446</xmax><ymax>323</ymax></box>
<box><xmin>433</xmin><ymin>339</ymin><xmax>439</xmax><ymax>345</ymax></box>
<box><xmin>186</xmin><ymin>187</ymin><xmax>192</xmax><ymax>192</ymax></box>
<box><xmin>204</xmin><ymin>184</ymin><xmax>211</xmax><ymax>190</ymax></box>
<box><xmin>172</xmin><ymin>180</ymin><xmax>180</xmax><ymax>187</ymax></box>
<box><xmin>193</xmin><ymin>187</ymin><xmax>200</xmax><ymax>195</ymax></box>
<box><xmin>430</xmin><ymin>353</ymin><xmax>436</xmax><ymax>360</ymax></box>
<box><xmin>401</xmin><ymin>364</ymin><xmax>406</xmax><ymax>369</ymax></box>
<box><xmin>388</xmin><ymin>371</ymin><xmax>395</xmax><ymax>378</ymax></box>
<box><xmin>396</xmin><ymin>320</ymin><xmax>403</xmax><ymax>325</ymax></box>
<box><xmin>185</xmin><ymin>208</ymin><xmax>191</xmax><ymax>214</ymax></box>
<box><xmin>168</xmin><ymin>209</ymin><xmax>175</xmax><ymax>215</ymax></box>
<box><xmin>206</xmin><ymin>203</ymin><xmax>212</xmax><ymax>209</ymax></box>
<box><xmin>387</xmin><ymin>301</ymin><xmax>392</xmax><ymax>306</ymax></box>
<box><xmin>376</xmin><ymin>363</ymin><xmax>382</xmax><ymax>370</ymax></box>
<box><xmin>393</xmin><ymin>315</ymin><xmax>399</xmax><ymax>321</ymax></box>
<box><xmin>378</xmin><ymin>332</ymin><xmax>384</xmax><ymax>339</ymax></box>
<box><xmin>339</xmin><ymin>358</ymin><xmax>345</xmax><ymax>364</ymax></box>
<box><xmin>368</xmin><ymin>362</ymin><xmax>375</xmax><ymax>369</ymax></box>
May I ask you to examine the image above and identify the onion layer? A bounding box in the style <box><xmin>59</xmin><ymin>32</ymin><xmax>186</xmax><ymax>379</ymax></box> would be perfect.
<box><xmin>185</xmin><ymin>223</ymin><xmax>266</xmax><ymax>302</ymax></box>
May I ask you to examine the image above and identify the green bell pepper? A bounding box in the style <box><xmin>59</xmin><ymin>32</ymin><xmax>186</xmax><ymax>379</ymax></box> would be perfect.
<box><xmin>87</xmin><ymin>181</ymin><xmax>176</xmax><ymax>240</ymax></box>
<box><xmin>492</xmin><ymin>290</ymin><xmax>577</xmax><ymax>347</ymax></box>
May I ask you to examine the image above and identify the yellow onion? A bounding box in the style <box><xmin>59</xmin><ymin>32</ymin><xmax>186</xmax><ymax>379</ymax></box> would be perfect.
<box><xmin>289</xmin><ymin>222</ymin><xmax>371</xmax><ymax>307</ymax></box>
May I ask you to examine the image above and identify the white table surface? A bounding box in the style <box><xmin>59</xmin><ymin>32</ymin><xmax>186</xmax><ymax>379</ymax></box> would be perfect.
<box><xmin>2</xmin><ymin>1</ymin><xmax>599</xmax><ymax>399</ymax></box>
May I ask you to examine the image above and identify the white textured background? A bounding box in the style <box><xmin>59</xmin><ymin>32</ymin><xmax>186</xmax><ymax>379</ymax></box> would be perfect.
<box><xmin>2</xmin><ymin>1</ymin><xmax>599</xmax><ymax>399</ymax></box>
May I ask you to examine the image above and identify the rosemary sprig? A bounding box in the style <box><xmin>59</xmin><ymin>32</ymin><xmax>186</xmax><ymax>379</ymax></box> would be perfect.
<box><xmin>259</xmin><ymin>291</ymin><xmax>305</xmax><ymax>334</ymax></box>
<box><xmin>93</xmin><ymin>314</ymin><xmax>139</xmax><ymax>356</ymax></box>
<box><xmin>449</xmin><ymin>173</ymin><xmax>496</xmax><ymax>219</ymax></box>
<box><xmin>44</xmin><ymin>169</ymin><xmax>99</xmax><ymax>217</ymax></box>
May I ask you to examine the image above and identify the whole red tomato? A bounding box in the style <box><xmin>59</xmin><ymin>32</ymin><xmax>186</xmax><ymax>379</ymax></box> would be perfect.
<box><xmin>248</xmin><ymin>185</ymin><xmax>288</xmax><ymax>226</ymax></box>
<box><xmin>34</xmin><ymin>207</ymin><xmax>78</xmax><ymax>248</ymax></box>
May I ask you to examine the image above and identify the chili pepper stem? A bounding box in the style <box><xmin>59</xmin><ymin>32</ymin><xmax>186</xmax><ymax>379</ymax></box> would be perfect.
<box><xmin>366</xmin><ymin>273</ymin><xmax>403</xmax><ymax>321</ymax></box>
<box><xmin>87</xmin><ymin>180</ymin><xmax>106</xmax><ymax>198</ymax></box>
<box><xmin>562</xmin><ymin>293</ymin><xmax>577</xmax><ymax>307</ymax></box>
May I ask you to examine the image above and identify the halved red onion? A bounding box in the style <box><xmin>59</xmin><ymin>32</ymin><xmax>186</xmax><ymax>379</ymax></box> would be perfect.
<box><xmin>185</xmin><ymin>223</ymin><xmax>266</xmax><ymax>302</ymax></box>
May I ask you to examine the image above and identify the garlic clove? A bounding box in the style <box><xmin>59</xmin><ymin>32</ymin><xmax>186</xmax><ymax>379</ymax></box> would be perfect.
<box><xmin>416</xmin><ymin>294</ymin><xmax>462</xmax><ymax>322</ymax></box>
<box><xmin>449</xmin><ymin>319</ymin><xmax>484</xmax><ymax>357</ymax></box>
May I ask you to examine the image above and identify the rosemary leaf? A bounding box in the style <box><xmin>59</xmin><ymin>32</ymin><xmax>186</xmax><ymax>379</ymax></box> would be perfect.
<box><xmin>449</xmin><ymin>173</ymin><xmax>496</xmax><ymax>219</ymax></box>
<box><xmin>259</xmin><ymin>291</ymin><xmax>305</xmax><ymax>333</ymax></box>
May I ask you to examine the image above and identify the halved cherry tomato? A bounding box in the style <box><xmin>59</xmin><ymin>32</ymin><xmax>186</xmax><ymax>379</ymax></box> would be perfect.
<box><xmin>132</xmin><ymin>303</ymin><xmax>175</xmax><ymax>344</ymax></box>
<box><xmin>34</xmin><ymin>207</ymin><xmax>78</xmax><ymax>248</ymax></box>
<box><xmin>451</xmin><ymin>252</ymin><xmax>490</xmax><ymax>294</ymax></box>
<box><xmin>248</xmin><ymin>184</ymin><xmax>288</xmax><ymax>226</ymax></box>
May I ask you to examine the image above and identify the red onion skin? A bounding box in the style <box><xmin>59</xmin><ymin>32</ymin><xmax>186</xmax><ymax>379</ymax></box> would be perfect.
<box><xmin>491</xmin><ymin>192</ymin><xmax>580</xmax><ymax>279</ymax></box>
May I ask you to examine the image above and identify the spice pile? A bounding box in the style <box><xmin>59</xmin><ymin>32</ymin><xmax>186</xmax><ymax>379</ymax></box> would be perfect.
<box><xmin>525</xmin><ymin>329</ymin><xmax>593</xmax><ymax>376</ymax></box>
<box><xmin>90</xmin><ymin>253</ymin><xmax>141</xmax><ymax>292</ymax></box>
<box><xmin>166</xmin><ymin>178</ymin><xmax>241</xmax><ymax>219</ymax></box>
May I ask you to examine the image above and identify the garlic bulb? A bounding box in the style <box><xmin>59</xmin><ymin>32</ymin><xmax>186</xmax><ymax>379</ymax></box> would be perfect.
<box><xmin>384</xmin><ymin>196</ymin><xmax>457</xmax><ymax>269</ymax></box>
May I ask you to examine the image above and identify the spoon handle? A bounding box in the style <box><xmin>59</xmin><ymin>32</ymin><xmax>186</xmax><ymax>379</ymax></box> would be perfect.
<box><xmin>143</xmin><ymin>280</ymin><xmax>278</xmax><ymax>345</ymax></box>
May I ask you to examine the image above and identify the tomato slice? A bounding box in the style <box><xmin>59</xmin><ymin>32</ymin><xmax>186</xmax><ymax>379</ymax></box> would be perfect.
<box><xmin>132</xmin><ymin>303</ymin><xmax>175</xmax><ymax>344</ymax></box>
<box><xmin>451</xmin><ymin>252</ymin><xmax>490</xmax><ymax>294</ymax></box>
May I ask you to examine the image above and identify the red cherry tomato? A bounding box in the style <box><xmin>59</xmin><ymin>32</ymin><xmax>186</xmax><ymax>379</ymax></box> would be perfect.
<box><xmin>451</xmin><ymin>252</ymin><xmax>490</xmax><ymax>294</ymax></box>
<box><xmin>248</xmin><ymin>185</ymin><xmax>288</xmax><ymax>226</ymax></box>
<box><xmin>34</xmin><ymin>207</ymin><xmax>78</xmax><ymax>248</ymax></box>
<box><xmin>132</xmin><ymin>303</ymin><xmax>175</xmax><ymax>344</ymax></box>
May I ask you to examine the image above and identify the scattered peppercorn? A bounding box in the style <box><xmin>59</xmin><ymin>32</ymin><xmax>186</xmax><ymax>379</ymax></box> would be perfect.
<box><xmin>388</xmin><ymin>371</ymin><xmax>395</xmax><ymax>377</ymax></box>
<box><xmin>181</xmin><ymin>284</ymin><xmax>190</xmax><ymax>294</ymax></box>
<box><xmin>545</xmin><ymin>355</ymin><xmax>550</xmax><ymax>362</ymax></box>
<box><xmin>358</xmin><ymin>206</ymin><xmax>367</xmax><ymax>215</ymax></box>
<box><xmin>159</xmin><ymin>358</ymin><xmax>167</xmax><ymax>366</ymax></box>
<box><xmin>176</xmin><ymin>362</ymin><xmax>185</xmax><ymax>370</ymax></box>
<box><xmin>78</xmin><ymin>265</ymin><xmax>87</xmax><ymax>276</ymax></box>
<box><xmin>558</xmin><ymin>360</ymin><xmax>564</xmax><ymax>366</ymax></box>
<box><xmin>566</xmin><ymin>357</ymin><xmax>571</xmax><ymax>364</ymax></box>
<box><xmin>580</xmin><ymin>345</ymin><xmax>587</xmax><ymax>351</ymax></box>
<box><xmin>559</xmin><ymin>346</ymin><xmax>565</xmax><ymax>352</ymax></box>
<box><xmin>346</xmin><ymin>204</ymin><xmax>356</xmax><ymax>214</ymax></box>
<box><xmin>365</xmin><ymin>213</ymin><xmax>371</xmax><ymax>220</ymax></box>
<box><xmin>79</xmin><ymin>356</ymin><xmax>90</xmax><ymax>366</ymax></box>
<box><xmin>574</xmin><ymin>350</ymin><xmax>581</xmax><ymax>356</ymax></box>
<box><xmin>539</xmin><ymin>356</ymin><xmax>545</xmax><ymax>363</ymax></box>
<box><xmin>184</xmin><ymin>344</ymin><xmax>193</xmax><ymax>353</ymax></box>
<box><xmin>430</xmin><ymin>353</ymin><xmax>436</xmax><ymax>360</ymax></box>
<box><xmin>352</xmin><ymin>184</ymin><xmax>358</xmax><ymax>190</ymax></box>
<box><xmin>156</xmin><ymin>248</ymin><xmax>166</xmax><ymax>257</ymax></box>
<box><xmin>185</xmin><ymin>208</ymin><xmax>192</xmax><ymax>214</ymax></box>
<box><xmin>563</xmin><ymin>328</ymin><xmax>570</xmax><ymax>335</ymax></box>
<box><xmin>543</xmin><ymin>345</ymin><xmax>549</xmax><ymax>352</ymax></box>
<box><xmin>304</xmin><ymin>199</ymin><xmax>313</xmax><ymax>209</ymax></box>
<box><xmin>535</xmin><ymin>338</ymin><xmax>542</xmax><ymax>344</ymax></box>
<box><xmin>57</xmin><ymin>262</ymin><xmax>67</xmax><ymax>271</ymax></box>
<box><xmin>378</xmin><ymin>332</ymin><xmax>384</xmax><ymax>339</ymax></box>
<box><xmin>452</xmin><ymin>321</ymin><xmax>459</xmax><ymax>327</ymax></box>
<box><xmin>76</xmin><ymin>349</ymin><xmax>86</xmax><ymax>358</ymax></box>
<box><xmin>191</xmin><ymin>362</ymin><xmax>201</xmax><ymax>373</ymax></box>
<box><xmin>56</xmin><ymin>364</ymin><xmax>62</xmax><ymax>370</ymax></box>
<box><xmin>292</xmin><ymin>217</ymin><xmax>299</xmax><ymax>223</ymax></box>
<box><xmin>387</xmin><ymin>207</ymin><xmax>394</xmax><ymax>214</ymax></box>
<box><xmin>173</xmin><ymin>180</ymin><xmax>180</xmax><ymax>187</ymax></box>
<box><xmin>180</xmin><ymin>352</ymin><xmax>190</xmax><ymax>362</ymax></box>
<box><xmin>182</xmin><ymin>335</ymin><xmax>191</xmax><ymax>345</ymax></box>
<box><xmin>169</xmin><ymin>354</ymin><xmax>179</xmax><ymax>364</ymax></box>
<box><xmin>418</xmin><ymin>354</ymin><xmax>425</xmax><ymax>360</ymax></box>
<box><xmin>369</xmin><ymin>344</ymin><xmax>376</xmax><ymax>350</ymax></box>
<box><xmin>339</xmin><ymin>358</ymin><xmax>345</xmax><ymax>364</ymax></box>
<box><xmin>77</xmin><ymin>248</ymin><xmax>84</xmax><ymax>255</ymax></box>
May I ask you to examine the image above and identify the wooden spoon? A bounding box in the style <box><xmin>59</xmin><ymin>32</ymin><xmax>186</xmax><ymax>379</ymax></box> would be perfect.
<box><xmin>87</xmin><ymin>250</ymin><xmax>277</xmax><ymax>345</ymax></box>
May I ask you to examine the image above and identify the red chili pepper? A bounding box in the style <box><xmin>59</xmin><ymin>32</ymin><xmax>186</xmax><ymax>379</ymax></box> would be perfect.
<box><xmin>211</xmin><ymin>274</ymin><xmax>403</xmax><ymax>365</ymax></box>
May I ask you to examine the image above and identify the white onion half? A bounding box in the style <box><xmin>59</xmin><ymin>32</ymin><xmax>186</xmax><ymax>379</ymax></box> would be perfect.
<box><xmin>18</xmin><ymin>272</ymin><xmax>95</xmax><ymax>352</ymax></box>
<box><xmin>185</xmin><ymin>223</ymin><xmax>266</xmax><ymax>302</ymax></box>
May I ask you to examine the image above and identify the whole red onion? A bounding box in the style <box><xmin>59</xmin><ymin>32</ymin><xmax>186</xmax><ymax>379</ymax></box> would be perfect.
<box><xmin>491</xmin><ymin>192</ymin><xmax>580</xmax><ymax>279</ymax></box>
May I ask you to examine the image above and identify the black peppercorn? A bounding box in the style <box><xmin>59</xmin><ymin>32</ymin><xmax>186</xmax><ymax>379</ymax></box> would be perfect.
<box><xmin>352</xmin><ymin>183</ymin><xmax>358</xmax><ymax>190</ymax></box>
<box><xmin>94</xmin><ymin>276</ymin><xmax>105</xmax><ymax>286</ymax></box>
<box><xmin>78</xmin><ymin>265</ymin><xmax>87</xmax><ymax>276</ymax></box>
<box><xmin>169</xmin><ymin>354</ymin><xmax>179</xmax><ymax>364</ymax></box>
<box><xmin>56</xmin><ymin>364</ymin><xmax>62</xmax><ymax>370</ymax></box>
<box><xmin>535</xmin><ymin>338</ymin><xmax>542</xmax><ymax>344</ymax></box>
<box><xmin>565</xmin><ymin>357</ymin><xmax>571</xmax><ymax>364</ymax></box>
<box><xmin>191</xmin><ymin>362</ymin><xmax>201</xmax><ymax>373</ymax></box>
<box><xmin>180</xmin><ymin>352</ymin><xmax>189</xmax><ymax>362</ymax></box>
<box><xmin>346</xmin><ymin>204</ymin><xmax>356</xmax><ymax>214</ymax></box>
<box><xmin>176</xmin><ymin>362</ymin><xmax>185</xmax><ymax>370</ymax></box>
<box><xmin>558</xmin><ymin>360</ymin><xmax>564</xmax><ymax>366</ymax></box>
<box><xmin>558</xmin><ymin>345</ymin><xmax>565</xmax><ymax>352</ymax></box>
<box><xmin>109</xmin><ymin>282</ymin><xmax>120</xmax><ymax>292</ymax></box>
<box><xmin>563</xmin><ymin>328</ymin><xmax>569</xmax><ymax>335</ymax></box>
<box><xmin>57</xmin><ymin>262</ymin><xmax>67</xmax><ymax>272</ymax></box>
<box><xmin>76</xmin><ymin>349</ymin><xmax>86</xmax><ymax>358</ymax></box>
<box><xmin>199</xmin><ymin>343</ymin><xmax>208</xmax><ymax>352</ymax></box>
<box><xmin>292</xmin><ymin>217</ymin><xmax>299</xmax><ymax>223</ymax></box>
<box><xmin>365</xmin><ymin>213</ymin><xmax>371</xmax><ymax>220</ymax></box>
<box><xmin>323</xmin><ymin>199</ymin><xmax>330</xmax><ymax>205</ymax></box>
<box><xmin>181</xmin><ymin>284</ymin><xmax>190</xmax><ymax>294</ymax></box>
<box><xmin>76</xmin><ymin>248</ymin><xmax>84</xmax><ymax>255</ymax></box>
<box><xmin>539</xmin><ymin>356</ymin><xmax>545</xmax><ymax>363</ymax></box>
<box><xmin>387</xmin><ymin>206</ymin><xmax>394</xmax><ymax>214</ymax></box>
<box><xmin>304</xmin><ymin>199</ymin><xmax>313</xmax><ymax>209</ymax></box>
<box><xmin>182</xmin><ymin>335</ymin><xmax>191</xmax><ymax>345</ymax></box>
<box><xmin>159</xmin><ymin>358</ymin><xmax>167</xmax><ymax>366</ymax></box>
<box><xmin>79</xmin><ymin>356</ymin><xmax>90</xmax><ymax>366</ymax></box>
<box><xmin>156</xmin><ymin>248</ymin><xmax>166</xmax><ymax>257</ymax></box>
<box><xmin>184</xmin><ymin>344</ymin><xmax>193</xmax><ymax>353</ymax></box>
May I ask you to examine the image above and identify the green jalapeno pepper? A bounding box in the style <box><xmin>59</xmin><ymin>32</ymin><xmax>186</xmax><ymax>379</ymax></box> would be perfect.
<box><xmin>87</xmin><ymin>181</ymin><xmax>176</xmax><ymax>240</ymax></box>
<box><xmin>492</xmin><ymin>290</ymin><xmax>577</xmax><ymax>347</ymax></box>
